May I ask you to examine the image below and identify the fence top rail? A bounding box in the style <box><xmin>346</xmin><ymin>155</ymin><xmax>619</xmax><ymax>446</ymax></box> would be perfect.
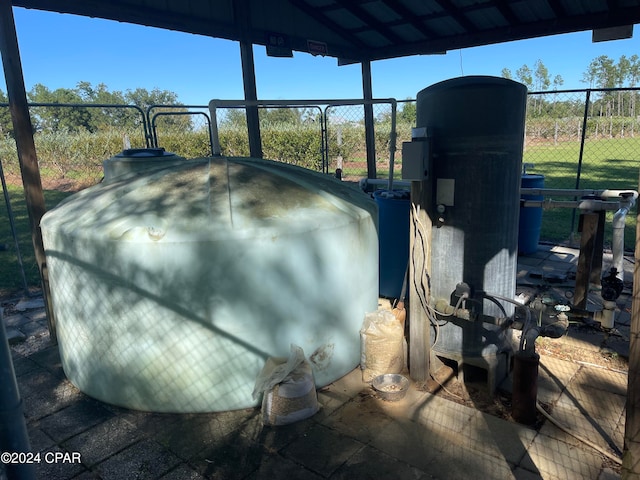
<box><xmin>208</xmin><ymin>98</ymin><xmax>398</xmax><ymax>109</ymax></box>
<box><xmin>207</xmin><ymin>98</ymin><xmax>398</xmax><ymax>159</ymax></box>
<box><xmin>0</xmin><ymin>102</ymin><xmax>146</xmax><ymax>111</ymax></box>
<box><xmin>527</xmin><ymin>86</ymin><xmax>640</xmax><ymax>95</ymax></box>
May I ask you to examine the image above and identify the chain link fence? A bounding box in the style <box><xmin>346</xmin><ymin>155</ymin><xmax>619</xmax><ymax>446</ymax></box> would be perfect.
<box><xmin>523</xmin><ymin>88</ymin><xmax>640</xmax><ymax>247</ymax></box>
<box><xmin>1</xmin><ymin>90</ymin><xmax>639</xmax><ymax>292</ymax></box>
<box><xmin>0</xmin><ymin>103</ymin><xmax>147</xmax><ymax>185</ymax></box>
<box><xmin>325</xmin><ymin>101</ymin><xmax>410</xmax><ymax>181</ymax></box>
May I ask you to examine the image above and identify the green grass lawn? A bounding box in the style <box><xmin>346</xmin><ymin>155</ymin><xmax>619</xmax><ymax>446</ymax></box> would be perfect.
<box><xmin>523</xmin><ymin>137</ymin><xmax>640</xmax><ymax>247</ymax></box>
<box><xmin>0</xmin><ymin>185</ymin><xmax>72</xmax><ymax>294</ymax></box>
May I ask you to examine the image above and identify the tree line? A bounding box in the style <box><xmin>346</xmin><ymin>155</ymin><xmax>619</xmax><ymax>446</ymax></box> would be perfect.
<box><xmin>1</xmin><ymin>54</ymin><xmax>639</xmax><ymax>138</ymax></box>
<box><xmin>0</xmin><ymin>81</ymin><xmax>188</xmax><ymax>137</ymax></box>
<box><xmin>501</xmin><ymin>55</ymin><xmax>640</xmax><ymax>119</ymax></box>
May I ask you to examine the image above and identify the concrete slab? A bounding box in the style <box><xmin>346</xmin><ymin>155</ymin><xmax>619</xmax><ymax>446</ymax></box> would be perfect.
<box><xmin>34</xmin><ymin>445</ymin><xmax>86</xmax><ymax>480</ymax></box>
<box><xmin>245</xmin><ymin>454</ymin><xmax>324</xmax><ymax>480</ymax></box>
<box><xmin>460</xmin><ymin>410</ymin><xmax>537</xmax><ymax>465</ymax></box>
<box><xmin>281</xmin><ymin>423</ymin><xmax>365</xmax><ymax>477</ymax></box>
<box><xmin>522</xmin><ymin>431</ymin><xmax>605</xmax><ymax>479</ymax></box>
<box><xmin>424</xmin><ymin>438</ymin><xmax>517</xmax><ymax>480</ymax></box>
<box><xmin>537</xmin><ymin>356</ymin><xmax>580</xmax><ymax>406</ymax></box>
<box><xmin>571</xmin><ymin>364</ymin><xmax>628</xmax><ymax>396</ymax></box>
<box><xmin>61</xmin><ymin>416</ymin><xmax>142</xmax><ymax>467</ymax></box>
<box><xmin>331</xmin><ymin>444</ymin><xmax>429</xmax><ymax>479</ymax></box>
<box><xmin>36</xmin><ymin>399</ymin><xmax>114</xmax><ymax>443</ymax></box>
<box><xmin>368</xmin><ymin>418</ymin><xmax>442</xmax><ymax>472</ymax></box>
<box><xmin>14</xmin><ymin>297</ymin><xmax>45</xmax><ymax>311</ymax></box>
<box><xmin>3</xmin><ymin>312</ymin><xmax>31</xmax><ymax>328</ymax></box>
<box><xmin>158</xmin><ymin>463</ymin><xmax>206</xmax><ymax>480</ymax></box>
<box><xmin>320</xmin><ymin>394</ymin><xmax>394</xmax><ymax>444</ymax></box>
<box><xmin>95</xmin><ymin>438</ymin><xmax>181</xmax><ymax>479</ymax></box>
<box><xmin>5</xmin><ymin>325</ymin><xmax>26</xmax><ymax>344</ymax></box>
<box><xmin>599</xmin><ymin>467</ymin><xmax>622</xmax><ymax>480</ymax></box>
<box><xmin>540</xmin><ymin>380</ymin><xmax>625</xmax><ymax>454</ymax></box>
<box><xmin>22</xmin><ymin>378</ymin><xmax>85</xmax><ymax>422</ymax></box>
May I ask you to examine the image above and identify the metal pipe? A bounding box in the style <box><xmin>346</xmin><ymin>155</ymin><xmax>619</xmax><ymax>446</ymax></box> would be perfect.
<box><xmin>387</xmin><ymin>101</ymin><xmax>397</xmax><ymax>191</ymax></box>
<box><xmin>359</xmin><ymin>178</ymin><xmax>411</xmax><ymax>191</ymax></box>
<box><xmin>0</xmin><ymin>308</ymin><xmax>35</xmax><ymax>479</ymax></box>
<box><xmin>512</xmin><ymin>352</ymin><xmax>540</xmax><ymax>425</ymax></box>
<box><xmin>570</xmin><ymin>89</ymin><xmax>591</xmax><ymax>237</ymax></box>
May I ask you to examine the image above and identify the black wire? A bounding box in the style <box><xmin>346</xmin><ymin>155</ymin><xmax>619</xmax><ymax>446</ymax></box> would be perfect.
<box><xmin>481</xmin><ymin>294</ymin><xmax>508</xmax><ymax>318</ymax></box>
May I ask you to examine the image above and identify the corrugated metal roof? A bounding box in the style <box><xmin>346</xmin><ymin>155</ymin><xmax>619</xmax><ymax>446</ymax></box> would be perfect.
<box><xmin>12</xmin><ymin>0</ymin><xmax>640</xmax><ymax>61</ymax></box>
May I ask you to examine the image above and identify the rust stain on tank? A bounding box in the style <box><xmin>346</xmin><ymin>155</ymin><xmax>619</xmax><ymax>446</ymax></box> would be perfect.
<box><xmin>310</xmin><ymin>343</ymin><xmax>335</xmax><ymax>371</ymax></box>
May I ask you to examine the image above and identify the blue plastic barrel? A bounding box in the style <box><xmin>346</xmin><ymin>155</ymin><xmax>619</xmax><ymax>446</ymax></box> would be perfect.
<box><xmin>373</xmin><ymin>189</ymin><xmax>410</xmax><ymax>298</ymax></box>
<box><xmin>519</xmin><ymin>174</ymin><xmax>544</xmax><ymax>254</ymax></box>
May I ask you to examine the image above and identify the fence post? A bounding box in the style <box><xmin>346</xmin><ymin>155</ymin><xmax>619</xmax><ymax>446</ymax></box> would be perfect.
<box><xmin>569</xmin><ymin>89</ymin><xmax>592</xmax><ymax>241</ymax></box>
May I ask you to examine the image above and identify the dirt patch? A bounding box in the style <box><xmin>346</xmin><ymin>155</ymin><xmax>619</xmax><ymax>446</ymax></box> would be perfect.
<box><xmin>4</xmin><ymin>171</ymin><xmax>100</xmax><ymax>192</ymax></box>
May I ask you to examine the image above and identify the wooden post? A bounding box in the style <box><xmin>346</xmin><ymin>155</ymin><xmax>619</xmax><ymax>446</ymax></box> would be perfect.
<box><xmin>408</xmin><ymin>180</ymin><xmax>431</xmax><ymax>382</ymax></box>
<box><xmin>623</xmin><ymin>175</ymin><xmax>640</xmax><ymax>478</ymax></box>
<box><xmin>573</xmin><ymin>211</ymin><xmax>600</xmax><ymax>311</ymax></box>
<box><xmin>0</xmin><ymin>3</ymin><xmax>56</xmax><ymax>342</ymax></box>
<box><xmin>590</xmin><ymin>210</ymin><xmax>605</xmax><ymax>287</ymax></box>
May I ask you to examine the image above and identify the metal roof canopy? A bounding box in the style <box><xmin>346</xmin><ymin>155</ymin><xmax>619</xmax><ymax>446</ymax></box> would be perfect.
<box><xmin>11</xmin><ymin>0</ymin><xmax>640</xmax><ymax>61</ymax></box>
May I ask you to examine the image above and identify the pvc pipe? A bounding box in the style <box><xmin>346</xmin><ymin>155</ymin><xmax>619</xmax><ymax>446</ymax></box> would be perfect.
<box><xmin>520</xmin><ymin>188</ymin><xmax>638</xmax><ymax>200</ymax></box>
<box><xmin>612</xmin><ymin>194</ymin><xmax>636</xmax><ymax>281</ymax></box>
<box><xmin>520</xmin><ymin>199</ymin><xmax>620</xmax><ymax>211</ymax></box>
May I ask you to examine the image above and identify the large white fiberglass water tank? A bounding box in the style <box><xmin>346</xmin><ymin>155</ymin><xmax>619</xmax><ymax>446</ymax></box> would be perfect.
<box><xmin>41</xmin><ymin>157</ymin><xmax>378</xmax><ymax>413</ymax></box>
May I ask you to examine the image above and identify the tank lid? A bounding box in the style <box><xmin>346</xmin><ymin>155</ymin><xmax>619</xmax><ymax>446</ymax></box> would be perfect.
<box><xmin>114</xmin><ymin>148</ymin><xmax>178</xmax><ymax>158</ymax></box>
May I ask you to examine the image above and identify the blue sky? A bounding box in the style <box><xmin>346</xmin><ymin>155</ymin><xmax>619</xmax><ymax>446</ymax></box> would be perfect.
<box><xmin>5</xmin><ymin>7</ymin><xmax>639</xmax><ymax>106</ymax></box>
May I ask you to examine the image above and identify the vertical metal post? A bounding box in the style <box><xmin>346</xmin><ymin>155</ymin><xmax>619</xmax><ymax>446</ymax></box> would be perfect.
<box><xmin>239</xmin><ymin>41</ymin><xmax>262</xmax><ymax>158</ymax></box>
<box><xmin>569</xmin><ymin>89</ymin><xmax>592</xmax><ymax>240</ymax></box>
<box><xmin>0</xmin><ymin>308</ymin><xmax>35</xmax><ymax>480</ymax></box>
<box><xmin>361</xmin><ymin>61</ymin><xmax>376</xmax><ymax>179</ymax></box>
<box><xmin>235</xmin><ymin>0</ymin><xmax>262</xmax><ymax>158</ymax></box>
<box><xmin>0</xmin><ymin>2</ymin><xmax>56</xmax><ymax>342</ymax></box>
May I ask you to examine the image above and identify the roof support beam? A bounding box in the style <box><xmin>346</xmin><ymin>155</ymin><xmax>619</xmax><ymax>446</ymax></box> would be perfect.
<box><xmin>235</xmin><ymin>0</ymin><xmax>262</xmax><ymax>158</ymax></box>
<box><xmin>0</xmin><ymin>2</ymin><xmax>56</xmax><ymax>341</ymax></box>
<box><xmin>361</xmin><ymin>60</ymin><xmax>376</xmax><ymax>179</ymax></box>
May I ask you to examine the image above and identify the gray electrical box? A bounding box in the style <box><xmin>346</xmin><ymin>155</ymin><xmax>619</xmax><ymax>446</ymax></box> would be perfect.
<box><xmin>401</xmin><ymin>140</ymin><xmax>430</xmax><ymax>180</ymax></box>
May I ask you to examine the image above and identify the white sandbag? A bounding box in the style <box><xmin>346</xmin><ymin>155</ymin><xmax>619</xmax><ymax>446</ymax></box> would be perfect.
<box><xmin>253</xmin><ymin>344</ymin><xmax>319</xmax><ymax>426</ymax></box>
<box><xmin>360</xmin><ymin>310</ymin><xmax>404</xmax><ymax>383</ymax></box>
